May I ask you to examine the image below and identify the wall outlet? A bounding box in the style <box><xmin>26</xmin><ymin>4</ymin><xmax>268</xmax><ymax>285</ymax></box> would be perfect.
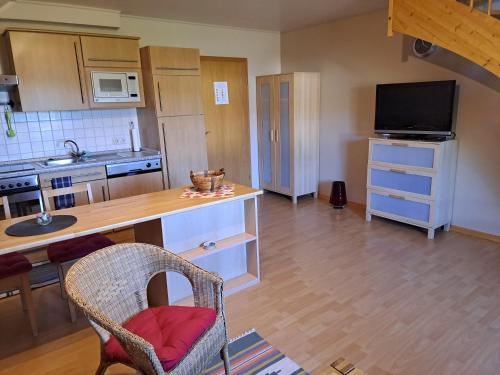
<box><xmin>112</xmin><ymin>137</ymin><xmax>119</xmax><ymax>145</ymax></box>
<box><xmin>119</xmin><ymin>137</ymin><xmax>126</xmax><ymax>144</ymax></box>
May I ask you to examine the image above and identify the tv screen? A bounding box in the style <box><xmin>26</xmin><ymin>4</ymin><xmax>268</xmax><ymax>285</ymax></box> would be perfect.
<box><xmin>375</xmin><ymin>80</ymin><xmax>456</xmax><ymax>135</ymax></box>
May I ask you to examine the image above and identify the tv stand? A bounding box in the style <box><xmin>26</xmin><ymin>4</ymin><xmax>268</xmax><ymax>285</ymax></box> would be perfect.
<box><xmin>366</xmin><ymin>137</ymin><xmax>458</xmax><ymax>239</ymax></box>
<box><xmin>379</xmin><ymin>133</ymin><xmax>455</xmax><ymax>142</ymax></box>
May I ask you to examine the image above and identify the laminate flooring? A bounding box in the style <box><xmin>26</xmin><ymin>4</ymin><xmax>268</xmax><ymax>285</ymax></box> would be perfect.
<box><xmin>0</xmin><ymin>192</ymin><xmax>499</xmax><ymax>375</ymax></box>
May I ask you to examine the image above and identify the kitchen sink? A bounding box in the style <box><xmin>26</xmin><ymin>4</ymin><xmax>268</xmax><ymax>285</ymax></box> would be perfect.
<box><xmin>41</xmin><ymin>157</ymin><xmax>95</xmax><ymax>167</ymax></box>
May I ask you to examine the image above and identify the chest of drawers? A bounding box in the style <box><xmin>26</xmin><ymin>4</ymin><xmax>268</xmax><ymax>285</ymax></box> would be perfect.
<box><xmin>366</xmin><ymin>138</ymin><xmax>458</xmax><ymax>239</ymax></box>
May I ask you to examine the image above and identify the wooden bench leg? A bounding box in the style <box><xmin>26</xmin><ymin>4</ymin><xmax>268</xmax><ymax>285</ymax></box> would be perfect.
<box><xmin>20</xmin><ymin>274</ymin><xmax>38</xmax><ymax>336</ymax></box>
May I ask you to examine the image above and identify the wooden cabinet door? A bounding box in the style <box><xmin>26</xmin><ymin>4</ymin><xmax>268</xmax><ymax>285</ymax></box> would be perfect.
<box><xmin>80</xmin><ymin>36</ymin><xmax>141</xmax><ymax>68</ymax></box>
<box><xmin>154</xmin><ymin>75</ymin><xmax>204</xmax><ymax>117</ymax></box>
<box><xmin>107</xmin><ymin>171</ymin><xmax>164</xmax><ymax>200</ymax></box>
<box><xmin>274</xmin><ymin>74</ymin><xmax>294</xmax><ymax>196</ymax></box>
<box><xmin>8</xmin><ymin>31</ymin><xmax>88</xmax><ymax>111</ymax></box>
<box><xmin>256</xmin><ymin>75</ymin><xmax>276</xmax><ymax>191</ymax></box>
<box><xmin>145</xmin><ymin>46</ymin><xmax>200</xmax><ymax>76</ymax></box>
<box><xmin>161</xmin><ymin>115</ymin><xmax>208</xmax><ymax>188</ymax></box>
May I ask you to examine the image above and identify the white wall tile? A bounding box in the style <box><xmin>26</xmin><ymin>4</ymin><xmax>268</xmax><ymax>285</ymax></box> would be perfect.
<box><xmin>1</xmin><ymin>108</ymin><xmax>138</xmax><ymax>161</ymax></box>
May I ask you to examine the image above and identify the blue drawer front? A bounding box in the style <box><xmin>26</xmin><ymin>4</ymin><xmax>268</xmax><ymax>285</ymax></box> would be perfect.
<box><xmin>371</xmin><ymin>169</ymin><xmax>432</xmax><ymax>196</ymax></box>
<box><xmin>372</xmin><ymin>144</ymin><xmax>435</xmax><ymax>168</ymax></box>
<box><xmin>370</xmin><ymin>192</ymin><xmax>430</xmax><ymax>223</ymax></box>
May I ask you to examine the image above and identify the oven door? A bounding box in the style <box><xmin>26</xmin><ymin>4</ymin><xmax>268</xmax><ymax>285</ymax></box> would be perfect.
<box><xmin>3</xmin><ymin>190</ymin><xmax>44</xmax><ymax>219</ymax></box>
<box><xmin>91</xmin><ymin>72</ymin><xmax>129</xmax><ymax>102</ymax></box>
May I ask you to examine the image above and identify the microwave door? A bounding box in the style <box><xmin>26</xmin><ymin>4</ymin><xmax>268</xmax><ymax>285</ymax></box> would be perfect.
<box><xmin>92</xmin><ymin>72</ymin><xmax>128</xmax><ymax>101</ymax></box>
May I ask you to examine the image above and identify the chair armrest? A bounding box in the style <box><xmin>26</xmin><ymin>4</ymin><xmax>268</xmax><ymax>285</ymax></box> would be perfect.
<box><xmin>161</xmin><ymin>250</ymin><xmax>224</xmax><ymax>311</ymax></box>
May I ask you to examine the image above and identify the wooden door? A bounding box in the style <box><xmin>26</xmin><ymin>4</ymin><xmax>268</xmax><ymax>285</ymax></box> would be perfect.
<box><xmin>145</xmin><ymin>46</ymin><xmax>200</xmax><ymax>76</ymax></box>
<box><xmin>80</xmin><ymin>36</ymin><xmax>140</xmax><ymax>68</ymax></box>
<box><xmin>161</xmin><ymin>116</ymin><xmax>208</xmax><ymax>188</ymax></box>
<box><xmin>8</xmin><ymin>31</ymin><xmax>88</xmax><ymax>111</ymax></box>
<box><xmin>256</xmin><ymin>76</ymin><xmax>276</xmax><ymax>191</ymax></box>
<box><xmin>274</xmin><ymin>74</ymin><xmax>294</xmax><ymax>196</ymax></box>
<box><xmin>107</xmin><ymin>171</ymin><xmax>164</xmax><ymax>199</ymax></box>
<box><xmin>154</xmin><ymin>75</ymin><xmax>204</xmax><ymax>117</ymax></box>
<box><xmin>201</xmin><ymin>57</ymin><xmax>251</xmax><ymax>186</ymax></box>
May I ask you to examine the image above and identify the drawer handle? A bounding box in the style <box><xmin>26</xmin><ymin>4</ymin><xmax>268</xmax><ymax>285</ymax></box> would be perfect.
<box><xmin>155</xmin><ymin>67</ymin><xmax>199</xmax><ymax>71</ymax></box>
<box><xmin>389</xmin><ymin>194</ymin><xmax>405</xmax><ymax>200</ymax></box>
<box><xmin>390</xmin><ymin>142</ymin><xmax>409</xmax><ymax>147</ymax></box>
<box><xmin>389</xmin><ymin>168</ymin><xmax>407</xmax><ymax>174</ymax></box>
<box><xmin>88</xmin><ymin>58</ymin><xmax>138</xmax><ymax>63</ymax></box>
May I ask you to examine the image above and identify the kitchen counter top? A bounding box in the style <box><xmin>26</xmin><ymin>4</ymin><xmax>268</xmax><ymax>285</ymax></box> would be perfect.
<box><xmin>0</xmin><ymin>149</ymin><xmax>161</xmax><ymax>179</ymax></box>
<box><xmin>0</xmin><ymin>182</ymin><xmax>262</xmax><ymax>255</ymax></box>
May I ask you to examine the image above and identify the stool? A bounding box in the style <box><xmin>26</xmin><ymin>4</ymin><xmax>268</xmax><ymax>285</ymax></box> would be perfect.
<box><xmin>47</xmin><ymin>233</ymin><xmax>115</xmax><ymax>322</ymax></box>
<box><xmin>0</xmin><ymin>252</ymin><xmax>37</xmax><ymax>336</ymax></box>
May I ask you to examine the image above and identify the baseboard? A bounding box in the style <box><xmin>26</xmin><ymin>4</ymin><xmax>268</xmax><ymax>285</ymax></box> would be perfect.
<box><xmin>318</xmin><ymin>193</ymin><xmax>498</xmax><ymax>243</ymax></box>
<box><xmin>450</xmin><ymin>225</ymin><xmax>500</xmax><ymax>243</ymax></box>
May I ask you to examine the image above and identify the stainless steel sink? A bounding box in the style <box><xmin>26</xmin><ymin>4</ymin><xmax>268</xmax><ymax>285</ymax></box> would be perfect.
<box><xmin>41</xmin><ymin>158</ymin><xmax>94</xmax><ymax>167</ymax></box>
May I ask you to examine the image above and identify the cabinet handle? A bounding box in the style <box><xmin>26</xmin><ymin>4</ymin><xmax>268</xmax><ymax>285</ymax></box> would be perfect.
<box><xmin>157</xmin><ymin>81</ymin><xmax>163</xmax><ymax>112</ymax></box>
<box><xmin>270</xmin><ymin>129</ymin><xmax>274</xmax><ymax>142</ymax></box>
<box><xmin>389</xmin><ymin>194</ymin><xmax>405</xmax><ymax>200</ymax></box>
<box><xmin>389</xmin><ymin>168</ymin><xmax>407</xmax><ymax>174</ymax></box>
<box><xmin>102</xmin><ymin>185</ymin><xmax>106</xmax><ymax>201</ymax></box>
<box><xmin>74</xmin><ymin>42</ymin><xmax>85</xmax><ymax>104</ymax></box>
<box><xmin>275</xmin><ymin>129</ymin><xmax>279</xmax><ymax>141</ymax></box>
<box><xmin>88</xmin><ymin>58</ymin><xmax>138</xmax><ymax>63</ymax></box>
<box><xmin>390</xmin><ymin>142</ymin><xmax>408</xmax><ymax>147</ymax></box>
<box><xmin>155</xmin><ymin>67</ymin><xmax>199</xmax><ymax>71</ymax></box>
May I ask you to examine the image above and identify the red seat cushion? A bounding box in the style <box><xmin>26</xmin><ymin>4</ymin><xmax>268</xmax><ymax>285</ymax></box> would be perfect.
<box><xmin>104</xmin><ymin>306</ymin><xmax>217</xmax><ymax>371</ymax></box>
<box><xmin>0</xmin><ymin>252</ymin><xmax>32</xmax><ymax>278</ymax></box>
<box><xmin>47</xmin><ymin>233</ymin><xmax>115</xmax><ymax>263</ymax></box>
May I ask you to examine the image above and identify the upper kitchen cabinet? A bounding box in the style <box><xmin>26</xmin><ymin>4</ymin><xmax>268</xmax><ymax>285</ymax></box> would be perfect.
<box><xmin>80</xmin><ymin>35</ymin><xmax>141</xmax><ymax>68</ymax></box>
<box><xmin>141</xmin><ymin>46</ymin><xmax>200</xmax><ymax>76</ymax></box>
<box><xmin>6</xmin><ymin>30</ymin><xmax>88</xmax><ymax>111</ymax></box>
<box><xmin>153</xmin><ymin>75</ymin><xmax>203</xmax><ymax>117</ymax></box>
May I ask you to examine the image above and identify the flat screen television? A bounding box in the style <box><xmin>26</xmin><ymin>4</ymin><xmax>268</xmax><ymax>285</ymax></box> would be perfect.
<box><xmin>375</xmin><ymin>80</ymin><xmax>457</xmax><ymax>136</ymax></box>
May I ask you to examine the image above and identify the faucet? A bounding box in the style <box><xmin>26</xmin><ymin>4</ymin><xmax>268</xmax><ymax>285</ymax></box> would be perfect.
<box><xmin>64</xmin><ymin>139</ymin><xmax>85</xmax><ymax>159</ymax></box>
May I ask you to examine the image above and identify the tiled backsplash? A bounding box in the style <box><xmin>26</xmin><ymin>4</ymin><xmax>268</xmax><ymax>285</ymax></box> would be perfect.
<box><xmin>0</xmin><ymin>108</ymin><xmax>139</xmax><ymax>162</ymax></box>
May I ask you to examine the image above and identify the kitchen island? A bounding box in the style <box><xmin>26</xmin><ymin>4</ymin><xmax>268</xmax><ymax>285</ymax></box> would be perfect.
<box><xmin>0</xmin><ymin>183</ymin><xmax>262</xmax><ymax>304</ymax></box>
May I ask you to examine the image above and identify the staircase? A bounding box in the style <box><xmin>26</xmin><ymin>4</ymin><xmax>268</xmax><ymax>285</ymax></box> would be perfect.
<box><xmin>388</xmin><ymin>0</ymin><xmax>500</xmax><ymax>77</ymax></box>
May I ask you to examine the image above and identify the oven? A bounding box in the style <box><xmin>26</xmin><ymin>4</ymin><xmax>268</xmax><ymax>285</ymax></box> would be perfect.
<box><xmin>0</xmin><ymin>174</ymin><xmax>43</xmax><ymax>219</ymax></box>
<box><xmin>91</xmin><ymin>71</ymin><xmax>141</xmax><ymax>103</ymax></box>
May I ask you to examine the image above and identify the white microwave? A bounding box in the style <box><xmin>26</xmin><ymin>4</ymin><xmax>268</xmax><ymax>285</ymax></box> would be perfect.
<box><xmin>91</xmin><ymin>71</ymin><xmax>141</xmax><ymax>103</ymax></box>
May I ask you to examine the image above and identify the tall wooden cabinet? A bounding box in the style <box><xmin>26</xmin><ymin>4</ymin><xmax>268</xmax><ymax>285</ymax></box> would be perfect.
<box><xmin>256</xmin><ymin>72</ymin><xmax>320</xmax><ymax>203</ymax></box>
<box><xmin>138</xmin><ymin>46</ymin><xmax>208</xmax><ymax>188</ymax></box>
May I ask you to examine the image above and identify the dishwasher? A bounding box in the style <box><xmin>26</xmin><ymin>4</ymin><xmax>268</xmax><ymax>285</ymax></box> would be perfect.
<box><xmin>106</xmin><ymin>159</ymin><xmax>164</xmax><ymax>200</ymax></box>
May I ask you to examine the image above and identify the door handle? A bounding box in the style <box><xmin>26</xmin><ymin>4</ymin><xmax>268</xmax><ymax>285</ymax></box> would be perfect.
<box><xmin>157</xmin><ymin>81</ymin><xmax>163</xmax><ymax>112</ymax></box>
<box><xmin>73</xmin><ymin>42</ymin><xmax>85</xmax><ymax>104</ymax></box>
<box><xmin>389</xmin><ymin>168</ymin><xmax>407</xmax><ymax>174</ymax></box>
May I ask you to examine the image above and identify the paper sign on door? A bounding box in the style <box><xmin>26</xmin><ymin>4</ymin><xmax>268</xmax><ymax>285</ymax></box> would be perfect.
<box><xmin>214</xmin><ymin>81</ymin><xmax>229</xmax><ymax>105</ymax></box>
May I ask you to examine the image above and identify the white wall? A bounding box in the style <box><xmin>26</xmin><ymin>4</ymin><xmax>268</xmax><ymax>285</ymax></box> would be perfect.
<box><xmin>281</xmin><ymin>10</ymin><xmax>500</xmax><ymax>235</ymax></box>
<box><xmin>0</xmin><ymin>15</ymin><xmax>282</xmax><ymax>187</ymax></box>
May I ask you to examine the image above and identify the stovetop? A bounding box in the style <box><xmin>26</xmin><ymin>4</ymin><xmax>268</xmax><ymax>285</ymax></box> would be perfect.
<box><xmin>0</xmin><ymin>163</ymin><xmax>36</xmax><ymax>175</ymax></box>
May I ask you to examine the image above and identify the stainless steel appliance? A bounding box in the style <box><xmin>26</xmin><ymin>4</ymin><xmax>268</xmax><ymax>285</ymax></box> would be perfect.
<box><xmin>0</xmin><ymin>167</ymin><xmax>43</xmax><ymax>219</ymax></box>
<box><xmin>106</xmin><ymin>159</ymin><xmax>161</xmax><ymax>178</ymax></box>
<box><xmin>91</xmin><ymin>71</ymin><xmax>141</xmax><ymax>103</ymax></box>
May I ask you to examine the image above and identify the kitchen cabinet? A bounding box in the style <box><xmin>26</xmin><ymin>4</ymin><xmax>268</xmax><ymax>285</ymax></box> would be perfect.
<box><xmin>161</xmin><ymin>116</ymin><xmax>208</xmax><ymax>188</ymax></box>
<box><xmin>40</xmin><ymin>166</ymin><xmax>108</xmax><ymax>207</ymax></box>
<box><xmin>6</xmin><ymin>30</ymin><xmax>88</xmax><ymax>111</ymax></box>
<box><xmin>257</xmin><ymin>72</ymin><xmax>320</xmax><ymax>203</ymax></box>
<box><xmin>153</xmin><ymin>75</ymin><xmax>203</xmax><ymax>117</ymax></box>
<box><xmin>141</xmin><ymin>46</ymin><xmax>200</xmax><ymax>76</ymax></box>
<box><xmin>80</xmin><ymin>35</ymin><xmax>141</xmax><ymax>68</ymax></box>
<box><xmin>137</xmin><ymin>46</ymin><xmax>208</xmax><ymax>189</ymax></box>
<box><xmin>107</xmin><ymin>171</ymin><xmax>164</xmax><ymax>200</ymax></box>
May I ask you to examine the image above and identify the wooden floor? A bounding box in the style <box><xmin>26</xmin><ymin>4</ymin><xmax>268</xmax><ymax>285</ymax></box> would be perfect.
<box><xmin>0</xmin><ymin>192</ymin><xmax>499</xmax><ymax>375</ymax></box>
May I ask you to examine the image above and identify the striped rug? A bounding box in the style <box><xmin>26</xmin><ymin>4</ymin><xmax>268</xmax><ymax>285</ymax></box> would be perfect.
<box><xmin>203</xmin><ymin>330</ymin><xmax>308</xmax><ymax>375</ymax></box>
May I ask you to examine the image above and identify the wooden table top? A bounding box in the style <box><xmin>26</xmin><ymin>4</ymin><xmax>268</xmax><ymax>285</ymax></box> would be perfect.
<box><xmin>0</xmin><ymin>182</ymin><xmax>262</xmax><ymax>255</ymax></box>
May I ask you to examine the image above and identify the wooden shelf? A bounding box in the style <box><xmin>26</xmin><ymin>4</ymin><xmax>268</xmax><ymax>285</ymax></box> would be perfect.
<box><xmin>172</xmin><ymin>272</ymin><xmax>259</xmax><ymax>306</ymax></box>
<box><xmin>179</xmin><ymin>232</ymin><xmax>256</xmax><ymax>262</ymax></box>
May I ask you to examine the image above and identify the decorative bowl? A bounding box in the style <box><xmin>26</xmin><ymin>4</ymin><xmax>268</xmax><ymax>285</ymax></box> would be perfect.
<box><xmin>190</xmin><ymin>169</ymin><xmax>225</xmax><ymax>192</ymax></box>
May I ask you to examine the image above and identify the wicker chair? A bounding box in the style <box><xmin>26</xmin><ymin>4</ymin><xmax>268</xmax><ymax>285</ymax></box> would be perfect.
<box><xmin>65</xmin><ymin>243</ymin><xmax>230</xmax><ymax>375</ymax></box>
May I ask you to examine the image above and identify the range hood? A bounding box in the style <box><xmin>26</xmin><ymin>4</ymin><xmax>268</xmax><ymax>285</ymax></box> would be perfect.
<box><xmin>0</xmin><ymin>75</ymin><xmax>18</xmax><ymax>87</ymax></box>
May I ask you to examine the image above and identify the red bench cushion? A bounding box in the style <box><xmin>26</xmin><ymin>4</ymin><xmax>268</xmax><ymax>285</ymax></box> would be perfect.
<box><xmin>105</xmin><ymin>306</ymin><xmax>217</xmax><ymax>371</ymax></box>
<box><xmin>0</xmin><ymin>252</ymin><xmax>32</xmax><ymax>279</ymax></box>
<box><xmin>47</xmin><ymin>233</ymin><xmax>115</xmax><ymax>263</ymax></box>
